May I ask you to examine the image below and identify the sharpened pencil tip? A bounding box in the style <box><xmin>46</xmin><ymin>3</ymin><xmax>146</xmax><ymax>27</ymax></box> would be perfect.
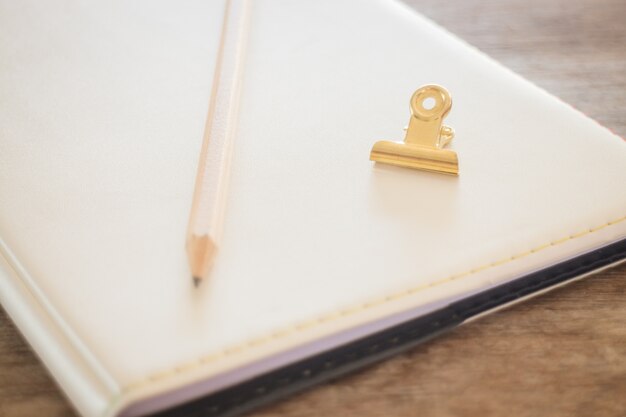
<box><xmin>187</xmin><ymin>235</ymin><xmax>216</xmax><ymax>287</ymax></box>
<box><xmin>193</xmin><ymin>276</ymin><xmax>202</xmax><ymax>288</ymax></box>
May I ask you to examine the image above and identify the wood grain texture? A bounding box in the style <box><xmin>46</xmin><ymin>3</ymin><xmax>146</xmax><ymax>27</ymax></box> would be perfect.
<box><xmin>1</xmin><ymin>0</ymin><xmax>625</xmax><ymax>416</ymax></box>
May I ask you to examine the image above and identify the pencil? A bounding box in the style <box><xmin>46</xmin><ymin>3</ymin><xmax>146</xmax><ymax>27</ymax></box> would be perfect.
<box><xmin>186</xmin><ymin>0</ymin><xmax>249</xmax><ymax>286</ymax></box>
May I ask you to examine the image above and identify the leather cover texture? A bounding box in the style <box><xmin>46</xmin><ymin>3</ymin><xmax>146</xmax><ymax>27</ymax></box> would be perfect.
<box><xmin>0</xmin><ymin>0</ymin><xmax>625</xmax><ymax>416</ymax></box>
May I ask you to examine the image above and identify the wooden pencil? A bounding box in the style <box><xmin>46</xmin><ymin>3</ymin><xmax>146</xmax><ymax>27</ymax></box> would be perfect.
<box><xmin>186</xmin><ymin>0</ymin><xmax>249</xmax><ymax>286</ymax></box>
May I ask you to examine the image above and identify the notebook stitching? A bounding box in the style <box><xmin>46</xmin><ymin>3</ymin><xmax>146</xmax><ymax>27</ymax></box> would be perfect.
<box><xmin>123</xmin><ymin>246</ymin><xmax>625</xmax><ymax>416</ymax></box>
<box><xmin>107</xmin><ymin>214</ymin><xmax>625</xmax><ymax>409</ymax></box>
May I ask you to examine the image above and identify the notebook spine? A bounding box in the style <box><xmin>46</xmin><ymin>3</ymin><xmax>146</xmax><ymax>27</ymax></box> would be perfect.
<box><xmin>0</xmin><ymin>238</ymin><xmax>118</xmax><ymax>417</ymax></box>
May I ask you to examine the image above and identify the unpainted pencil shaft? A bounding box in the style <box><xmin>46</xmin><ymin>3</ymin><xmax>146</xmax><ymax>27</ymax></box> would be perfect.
<box><xmin>186</xmin><ymin>0</ymin><xmax>249</xmax><ymax>285</ymax></box>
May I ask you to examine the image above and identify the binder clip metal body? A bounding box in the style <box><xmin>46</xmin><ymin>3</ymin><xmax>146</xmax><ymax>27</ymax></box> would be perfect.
<box><xmin>370</xmin><ymin>85</ymin><xmax>459</xmax><ymax>175</ymax></box>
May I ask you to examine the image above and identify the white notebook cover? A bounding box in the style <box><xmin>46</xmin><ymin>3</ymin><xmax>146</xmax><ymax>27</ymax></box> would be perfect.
<box><xmin>1</xmin><ymin>0</ymin><xmax>625</xmax><ymax>416</ymax></box>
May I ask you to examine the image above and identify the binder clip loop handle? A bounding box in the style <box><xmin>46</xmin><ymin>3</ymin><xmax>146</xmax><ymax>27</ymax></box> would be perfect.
<box><xmin>405</xmin><ymin>84</ymin><xmax>454</xmax><ymax>149</ymax></box>
<box><xmin>410</xmin><ymin>85</ymin><xmax>452</xmax><ymax>122</ymax></box>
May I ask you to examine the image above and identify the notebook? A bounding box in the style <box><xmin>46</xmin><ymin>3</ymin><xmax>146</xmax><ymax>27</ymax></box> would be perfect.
<box><xmin>1</xmin><ymin>1</ymin><xmax>625</xmax><ymax>416</ymax></box>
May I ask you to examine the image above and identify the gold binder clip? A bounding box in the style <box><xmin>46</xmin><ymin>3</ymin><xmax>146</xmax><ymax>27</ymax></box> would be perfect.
<box><xmin>370</xmin><ymin>84</ymin><xmax>458</xmax><ymax>175</ymax></box>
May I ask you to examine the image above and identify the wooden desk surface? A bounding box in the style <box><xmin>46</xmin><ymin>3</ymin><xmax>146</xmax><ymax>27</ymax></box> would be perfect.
<box><xmin>1</xmin><ymin>0</ymin><xmax>625</xmax><ymax>416</ymax></box>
